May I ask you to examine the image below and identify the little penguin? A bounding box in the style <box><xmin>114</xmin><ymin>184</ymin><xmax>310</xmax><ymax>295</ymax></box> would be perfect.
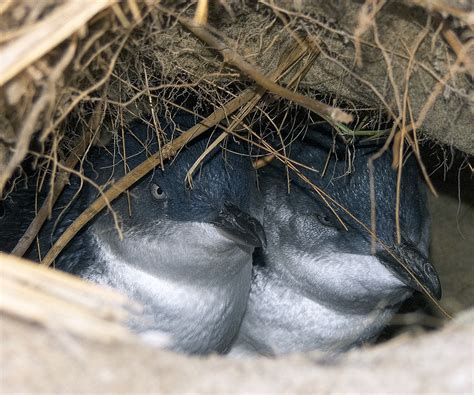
<box><xmin>0</xmin><ymin>112</ymin><xmax>265</xmax><ymax>355</ymax></box>
<box><xmin>230</xmin><ymin>131</ymin><xmax>441</xmax><ymax>356</ymax></box>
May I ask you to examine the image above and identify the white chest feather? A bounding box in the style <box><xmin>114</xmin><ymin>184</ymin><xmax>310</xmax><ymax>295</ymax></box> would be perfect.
<box><xmin>83</xmin><ymin>222</ymin><xmax>253</xmax><ymax>354</ymax></box>
<box><xmin>231</xmin><ymin>253</ymin><xmax>411</xmax><ymax>356</ymax></box>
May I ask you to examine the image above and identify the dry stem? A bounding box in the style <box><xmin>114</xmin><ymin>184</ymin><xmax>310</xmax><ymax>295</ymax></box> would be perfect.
<box><xmin>0</xmin><ymin>0</ymin><xmax>112</xmax><ymax>87</ymax></box>
<box><xmin>177</xmin><ymin>17</ymin><xmax>352</xmax><ymax>124</ymax></box>
<box><xmin>10</xmin><ymin>101</ymin><xmax>106</xmax><ymax>257</ymax></box>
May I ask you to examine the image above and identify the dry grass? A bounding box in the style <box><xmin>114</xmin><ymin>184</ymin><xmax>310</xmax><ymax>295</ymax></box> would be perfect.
<box><xmin>0</xmin><ymin>252</ymin><xmax>138</xmax><ymax>342</ymax></box>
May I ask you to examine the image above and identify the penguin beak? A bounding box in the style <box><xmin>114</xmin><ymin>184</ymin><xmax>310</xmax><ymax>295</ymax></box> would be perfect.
<box><xmin>376</xmin><ymin>240</ymin><xmax>442</xmax><ymax>300</ymax></box>
<box><xmin>212</xmin><ymin>203</ymin><xmax>267</xmax><ymax>249</ymax></box>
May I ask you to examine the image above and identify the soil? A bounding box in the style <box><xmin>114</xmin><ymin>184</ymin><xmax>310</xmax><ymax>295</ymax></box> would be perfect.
<box><xmin>1</xmin><ymin>309</ymin><xmax>472</xmax><ymax>393</ymax></box>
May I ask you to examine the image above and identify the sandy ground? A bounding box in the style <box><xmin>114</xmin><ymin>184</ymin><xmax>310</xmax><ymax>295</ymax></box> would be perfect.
<box><xmin>1</xmin><ymin>309</ymin><xmax>472</xmax><ymax>393</ymax></box>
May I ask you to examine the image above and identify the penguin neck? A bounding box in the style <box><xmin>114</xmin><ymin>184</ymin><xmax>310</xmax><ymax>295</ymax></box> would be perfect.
<box><xmin>234</xmin><ymin>266</ymin><xmax>401</xmax><ymax>356</ymax></box>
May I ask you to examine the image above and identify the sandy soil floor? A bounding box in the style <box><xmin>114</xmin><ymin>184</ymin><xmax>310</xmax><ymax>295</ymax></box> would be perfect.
<box><xmin>1</xmin><ymin>309</ymin><xmax>472</xmax><ymax>393</ymax></box>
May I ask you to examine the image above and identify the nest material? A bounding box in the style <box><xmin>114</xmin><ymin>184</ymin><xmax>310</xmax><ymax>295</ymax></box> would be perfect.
<box><xmin>0</xmin><ymin>252</ymin><xmax>138</xmax><ymax>343</ymax></box>
<box><xmin>0</xmin><ymin>1</ymin><xmax>472</xmax><ymax>196</ymax></box>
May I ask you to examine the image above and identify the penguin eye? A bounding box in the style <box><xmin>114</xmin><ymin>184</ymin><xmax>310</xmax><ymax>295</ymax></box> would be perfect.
<box><xmin>150</xmin><ymin>183</ymin><xmax>166</xmax><ymax>201</ymax></box>
<box><xmin>316</xmin><ymin>213</ymin><xmax>333</xmax><ymax>227</ymax></box>
<box><xmin>423</xmin><ymin>262</ymin><xmax>435</xmax><ymax>277</ymax></box>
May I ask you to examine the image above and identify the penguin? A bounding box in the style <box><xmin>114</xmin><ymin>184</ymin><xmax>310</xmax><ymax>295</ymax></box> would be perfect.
<box><xmin>0</xmin><ymin>111</ymin><xmax>265</xmax><ymax>355</ymax></box>
<box><xmin>230</xmin><ymin>130</ymin><xmax>441</xmax><ymax>356</ymax></box>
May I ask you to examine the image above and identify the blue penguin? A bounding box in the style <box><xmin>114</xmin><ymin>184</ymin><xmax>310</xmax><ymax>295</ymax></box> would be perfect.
<box><xmin>230</xmin><ymin>131</ymin><xmax>441</xmax><ymax>356</ymax></box>
<box><xmin>0</xmin><ymin>112</ymin><xmax>265</xmax><ymax>355</ymax></box>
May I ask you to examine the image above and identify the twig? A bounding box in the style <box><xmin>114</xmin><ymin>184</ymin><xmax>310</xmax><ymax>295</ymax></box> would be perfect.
<box><xmin>0</xmin><ymin>0</ymin><xmax>113</xmax><ymax>86</ymax></box>
<box><xmin>111</xmin><ymin>3</ymin><xmax>130</xmax><ymax>28</ymax></box>
<box><xmin>0</xmin><ymin>39</ymin><xmax>77</xmax><ymax>194</ymax></box>
<box><xmin>253</xmin><ymin>154</ymin><xmax>275</xmax><ymax>169</ymax></box>
<box><xmin>177</xmin><ymin>17</ymin><xmax>353</xmax><ymax>124</ymax></box>
<box><xmin>42</xmin><ymin>32</ymin><xmax>130</xmax><ymax>140</ymax></box>
<box><xmin>194</xmin><ymin>0</ymin><xmax>209</xmax><ymax>25</ymax></box>
<box><xmin>353</xmin><ymin>0</ymin><xmax>387</xmax><ymax>67</ymax></box>
<box><xmin>414</xmin><ymin>44</ymin><xmax>469</xmax><ymax>131</ymax></box>
<box><xmin>394</xmin><ymin>16</ymin><xmax>432</xmax><ymax>244</ymax></box>
<box><xmin>186</xmin><ymin>132</ymin><xmax>228</xmax><ymax>188</ymax></box>
<box><xmin>127</xmin><ymin>0</ymin><xmax>141</xmax><ymax>22</ymax></box>
<box><xmin>143</xmin><ymin>66</ymin><xmax>165</xmax><ymax>170</ymax></box>
<box><xmin>185</xmin><ymin>36</ymin><xmax>317</xmax><ymax>182</ymax></box>
<box><xmin>441</xmin><ymin>26</ymin><xmax>474</xmax><ymax>76</ymax></box>
<box><xmin>11</xmin><ymin>101</ymin><xmax>105</xmax><ymax>257</ymax></box>
<box><xmin>402</xmin><ymin>0</ymin><xmax>474</xmax><ymax>27</ymax></box>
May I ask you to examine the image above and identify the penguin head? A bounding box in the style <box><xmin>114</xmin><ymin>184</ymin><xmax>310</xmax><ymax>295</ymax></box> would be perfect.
<box><xmin>87</xmin><ymin>113</ymin><xmax>265</xmax><ymax>273</ymax></box>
